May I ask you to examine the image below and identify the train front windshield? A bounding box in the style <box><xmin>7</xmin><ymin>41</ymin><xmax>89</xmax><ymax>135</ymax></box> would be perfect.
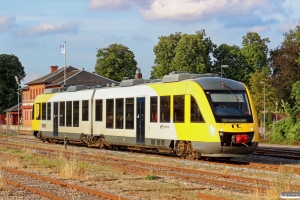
<box><xmin>205</xmin><ymin>90</ymin><xmax>253</xmax><ymax>123</ymax></box>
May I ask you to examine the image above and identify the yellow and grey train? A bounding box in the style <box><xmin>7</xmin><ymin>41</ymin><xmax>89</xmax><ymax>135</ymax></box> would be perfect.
<box><xmin>32</xmin><ymin>72</ymin><xmax>259</xmax><ymax>159</ymax></box>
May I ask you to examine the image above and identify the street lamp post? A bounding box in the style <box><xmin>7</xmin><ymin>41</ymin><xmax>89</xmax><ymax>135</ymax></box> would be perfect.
<box><xmin>260</xmin><ymin>81</ymin><xmax>266</xmax><ymax>140</ymax></box>
<box><xmin>275</xmin><ymin>101</ymin><xmax>278</xmax><ymax>122</ymax></box>
<box><xmin>221</xmin><ymin>65</ymin><xmax>229</xmax><ymax>77</ymax></box>
<box><xmin>15</xmin><ymin>76</ymin><xmax>20</xmax><ymax>135</ymax></box>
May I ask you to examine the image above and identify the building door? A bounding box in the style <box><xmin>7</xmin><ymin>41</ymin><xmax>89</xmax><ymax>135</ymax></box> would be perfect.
<box><xmin>53</xmin><ymin>102</ymin><xmax>58</xmax><ymax>137</ymax></box>
<box><xmin>136</xmin><ymin>97</ymin><xmax>145</xmax><ymax>144</ymax></box>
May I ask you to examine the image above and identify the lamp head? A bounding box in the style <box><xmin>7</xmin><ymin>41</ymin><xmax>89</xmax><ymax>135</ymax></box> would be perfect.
<box><xmin>221</xmin><ymin>65</ymin><xmax>229</xmax><ymax>68</ymax></box>
<box><xmin>15</xmin><ymin>76</ymin><xmax>19</xmax><ymax>84</ymax></box>
<box><xmin>260</xmin><ymin>81</ymin><xmax>265</xmax><ymax>84</ymax></box>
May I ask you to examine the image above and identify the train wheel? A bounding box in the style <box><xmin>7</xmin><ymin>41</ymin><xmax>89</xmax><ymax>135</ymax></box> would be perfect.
<box><xmin>176</xmin><ymin>141</ymin><xmax>198</xmax><ymax>160</ymax></box>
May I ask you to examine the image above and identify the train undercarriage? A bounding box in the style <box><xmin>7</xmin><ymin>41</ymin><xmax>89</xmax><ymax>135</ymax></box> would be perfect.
<box><xmin>33</xmin><ymin>131</ymin><xmax>254</xmax><ymax>160</ymax></box>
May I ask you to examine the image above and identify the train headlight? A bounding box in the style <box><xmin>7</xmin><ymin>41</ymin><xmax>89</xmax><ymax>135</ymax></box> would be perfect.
<box><xmin>219</xmin><ymin>132</ymin><xmax>224</xmax><ymax>137</ymax></box>
<box><xmin>210</xmin><ymin>126</ymin><xmax>215</xmax><ymax>136</ymax></box>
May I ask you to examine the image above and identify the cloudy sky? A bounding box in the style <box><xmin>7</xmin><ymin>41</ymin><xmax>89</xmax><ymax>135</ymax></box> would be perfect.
<box><xmin>0</xmin><ymin>0</ymin><xmax>299</xmax><ymax>84</ymax></box>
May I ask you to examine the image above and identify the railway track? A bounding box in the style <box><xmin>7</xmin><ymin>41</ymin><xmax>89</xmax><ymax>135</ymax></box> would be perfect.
<box><xmin>1</xmin><ymin>136</ymin><xmax>300</xmax><ymax>200</ymax></box>
<box><xmin>254</xmin><ymin>146</ymin><xmax>300</xmax><ymax>160</ymax></box>
<box><xmin>1</xmin><ymin>166</ymin><xmax>123</xmax><ymax>200</ymax></box>
<box><xmin>2</xmin><ymin>135</ymin><xmax>300</xmax><ymax>176</ymax></box>
<box><xmin>0</xmin><ymin>139</ymin><xmax>228</xmax><ymax>199</ymax></box>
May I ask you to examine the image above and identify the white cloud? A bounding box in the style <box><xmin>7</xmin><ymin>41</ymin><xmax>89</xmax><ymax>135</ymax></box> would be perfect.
<box><xmin>140</xmin><ymin>0</ymin><xmax>269</xmax><ymax>21</ymax></box>
<box><xmin>283</xmin><ymin>0</ymin><xmax>300</xmax><ymax>18</ymax></box>
<box><xmin>0</xmin><ymin>15</ymin><xmax>16</xmax><ymax>32</ymax></box>
<box><xmin>89</xmin><ymin>0</ymin><xmax>131</xmax><ymax>10</ymax></box>
<box><xmin>279</xmin><ymin>22</ymin><xmax>299</xmax><ymax>32</ymax></box>
<box><xmin>23</xmin><ymin>72</ymin><xmax>40</xmax><ymax>84</ymax></box>
<box><xmin>14</xmin><ymin>22</ymin><xmax>79</xmax><ymax>37</ymax></box>
<box><xmin>249</xmin><ymin>26</ymin><xmax>268</xmax><ymax>33</ymax></box>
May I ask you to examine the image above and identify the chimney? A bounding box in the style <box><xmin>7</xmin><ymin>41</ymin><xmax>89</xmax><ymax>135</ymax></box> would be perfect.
<box><xmin>136</xmin><ymin>68</ymin><xmax>142</xmax><ymax>79</ymax></box>
<box><xmin>50</xmin><ymin>65</ymin><xmax>58</xmax><ymax>73</ymax></box>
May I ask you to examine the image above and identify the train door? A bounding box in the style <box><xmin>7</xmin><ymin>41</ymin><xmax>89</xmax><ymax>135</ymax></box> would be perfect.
<box><xmin>53</xmin><ymin>102</ymin><xmax>58</xmax><ymax>137</ymax></box>
<box><xmin>136</xmin><ymin>97</ymin><xmax>145</xmax><ymax>144</ymax></box>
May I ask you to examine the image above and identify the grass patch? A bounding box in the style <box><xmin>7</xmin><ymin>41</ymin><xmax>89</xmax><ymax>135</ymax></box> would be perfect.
<box><xmin>59</xmin><ymin>160</ymin><xmax>91</xmax><ymax>180</ymax></box>
<box><xmin>266</xmin><ymin>166</ymin><xmax>294</xmax><ymax>199</ymax></box>
<box><xmin>145</xmin><ymin>170</ymin><xmax>158</xmax><ymax>180</ymax></box>
<box><xmin>0</xmin><ymin>148</ymin><xmax>8</xmax><ymax>152</ymax></box>
<box><xmin>11</xmin><ymin>149</ymin><xmax>22</xmax><ymax>154</ymax></box>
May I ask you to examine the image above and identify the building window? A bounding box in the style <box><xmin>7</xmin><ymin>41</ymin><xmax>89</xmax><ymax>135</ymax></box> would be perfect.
<box><xmin>150</xmin><ymin>97</ymin><xmax>158</xmax><ymax>122</ymax></box>
<box><xmin>59</xmin><ymin>102</ymin><xmax>65</xmax><ymax>126</ymax></box>
<box><xmin>115</xmin><ymin>98</ymin><xmax>124</xmax><ymax>129</ymax></box>
<box><xmin>66</xmin><ymin>101</ymin><xmax>72</xmax><ymax>127</ymax></box>
<box><xmin>191</xmin><ymin>95</ymin><xmax>204</xmax><ymax>122</ymax></box>
<box><xmin>125</xmin><ymin>98</ymin><xmax>134</xmax><ymax>129</ymax></box>
<box><xmin>73</xmin><ymin>101</ymin><xmax>79</xmax><ymax>127</ymax></box>
<box><xmin>82</xmin><ymin>100</ymin><xmax>89</xmax><ymax>121</ymax></box>
<box><xmin>174</xmin><ymin>95</ymin><xmax>185</xmax><ymax>122</ymax></box>
<box><xmin>160</xmin><ymin>96</ymin><xmax>170</xmax><ymax>122</ymax></box>
<box><xmin>95</xmin><ymin>100</ymin><xmax>103</xmax><ymax>121</ymax></box>
<box><xmin>106</xmin><ymin>99</ymin><xmax>114</xmax><ymax>128</ymax></box>
<box><xmin>47</xmin><ymin>102</ymin><xmax>51</xmax><ymax>120</ymax></box>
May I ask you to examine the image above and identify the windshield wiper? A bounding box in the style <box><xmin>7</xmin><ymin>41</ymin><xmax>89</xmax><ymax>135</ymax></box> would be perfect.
<box><xmin>220</xmin><ymin>82</ymin><xmax>240</xmax><ymax>109</ymax></box>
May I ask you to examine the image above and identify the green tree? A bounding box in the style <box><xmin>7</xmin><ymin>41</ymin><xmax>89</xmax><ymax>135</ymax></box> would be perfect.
<box><xmin>151</xmin><ymin>30</ymin><xmax>215</xmax><ymax>78</ymax></box>
<box><xmin>195</xmin><ymin>30</ymin><xmax>216</xmax><ymax>73</ymax></box>
<box><xmin>95</xmin><ymin>44</ymin><xmax>138</xmax><ymax>82</ymax></box>
<box><xmin>242</xmin><ymin>32</ymin><xmax>270</xmax><ymax>56</ymax></box>
<box><xmin>212</xmin><ymin>44</ymin><xmax>245</xmax><ymax>81</ymax></box>
<box><xmin>173</xmin><ymin>33</ymin><xmax>206</xmax><ymax>73</ymax></box>
<box><xmin>0</xmin><ymin>54</ymin><xmax>26</xmax><ymax>114</ymax></box>
<box><xmin>240</xmin><ymin>44</ymin><xmax>267</xmax><ymax>85</ymax></box>
<box><xmin>249</xmin><ymin>69</ymin><xmax>276</xmax><ymax>115</ymax></box>
<box><xmin>240</xmin><ymin>32</ymin><xmax>270</xmax><ymax>86</ymax></box>
<box><xmin>270</xmin><ymin>36</ymin><xmax>300</xmax><ymax>105</ymax></box>
<box><xmin>151</xmin><ymin>32</ymin><xmax>182</xmax><ymax>78</ymax></box>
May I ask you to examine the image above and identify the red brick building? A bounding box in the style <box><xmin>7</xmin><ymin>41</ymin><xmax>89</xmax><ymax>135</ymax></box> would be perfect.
<box><xmin>6</xmin><ymin>65</ymin><xmax>118</xmax><ymax>127</ymax></box>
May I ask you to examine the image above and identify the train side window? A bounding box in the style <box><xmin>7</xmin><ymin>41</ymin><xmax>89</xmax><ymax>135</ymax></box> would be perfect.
<box><xmin>59</xmin><ymin>102</ymin><xmax>65</xmax><ymax>126</ymax></box>
<box><xmin>160</xmin><ymin>96</ymin><xmax>170</xmax><ymax>123</ymax></box>
<box><xmin>191</xmin><ymin>96</ymin><xmax>204</xmax><ymax>122</ymax></box>
<box><xmin>106</xmin><ymin>99</ymin><xmax>114</xmax><ymax>128</ymax></box>
<box><xmin>47</xmin><ymin>102</ymin><xmax>51</xmax><ymax>120</ymax></box>
<box><xmin>36</xmin><ymin>103</ymin><xmax>41</xmax><ymax>120</ymax></box>
<box><xmin>73</xmin><ymin>101</ymin><xmax>79</xmax><ymax>127</ymax></box>
<box><xmin>116</xmin><ymin>98</ymin><xmax>124</xmax><ymax>129</ymax></box>
<box><xmin>95</xmin><ymin>100</ymin><xmax>103</xmax><ymax>121</ymax></box>
<box><xmin>42</xmin><ymin>103</ymin><xmax>46</xmax><ymax>120</ymax></box>
<box><xmin>174</xmin><ymin>95</ymin><xmax>184</xmax><ymax>123</ymax></box>
<box><xmin>150</xmin><ymin>96</ymin><xmax>158</xmax><ymax>122</ymax></box>
<box><xmin>82</xmin><ymin>100</ymin><xmax>89</xmax><ymax>121</ymax></box>
<box><xmin>125</xmin><ymin>98</ymin><xmax>134</xmax><ymax>129</ymax></box>
<box><xmin>66</xmin><ymin>101</ymin><xmax>72</xmax><ymax>127</ymax></box>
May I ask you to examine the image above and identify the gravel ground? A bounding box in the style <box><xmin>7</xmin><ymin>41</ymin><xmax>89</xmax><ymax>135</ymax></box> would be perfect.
<box><xmin>1</xmin><ymin>135</ymin><xmax>299</xmax><ymax>199</ymax></box>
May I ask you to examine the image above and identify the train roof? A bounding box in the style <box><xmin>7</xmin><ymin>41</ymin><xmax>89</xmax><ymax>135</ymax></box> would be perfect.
<box><xmin>118</xmin><ymin>71</ymin><xmax>245</xmax><ymax>90</ymax></box>
<box><xmin>42</xmin><ymin>71</ymin><xmax>246</xmax><ymax>95</ymax></box>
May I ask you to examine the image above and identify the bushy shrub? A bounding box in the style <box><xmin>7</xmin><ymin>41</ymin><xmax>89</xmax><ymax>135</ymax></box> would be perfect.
<box><xmin>268</xmin><ymin>118</ymin><xmax>294</xmax><ymax>143</ymax></box>
<box><xmin>285</xmin><ymin>122</ymin><xmax>300</xmax><ymax>144</ymax></box>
